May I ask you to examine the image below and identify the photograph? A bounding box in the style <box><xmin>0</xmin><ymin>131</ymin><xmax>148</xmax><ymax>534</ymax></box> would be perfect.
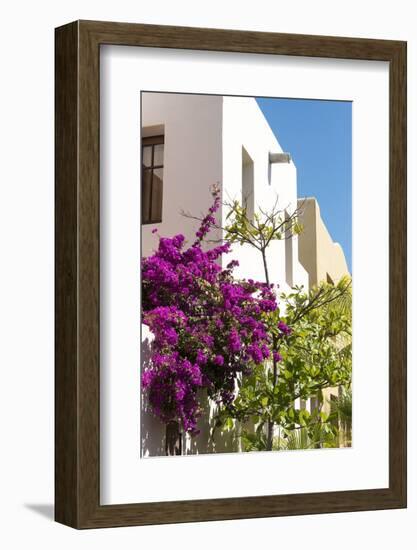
<box><xmin>140</xmin><ymin>92</ymin><xmax>353</xmax><ymax>457</ymax></box>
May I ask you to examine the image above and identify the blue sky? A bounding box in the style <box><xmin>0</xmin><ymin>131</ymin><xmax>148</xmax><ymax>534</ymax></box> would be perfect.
<box><xmin>256</xmin><ymin>98</ymin><xmax>352</xmax><ymax>272</ymax></box>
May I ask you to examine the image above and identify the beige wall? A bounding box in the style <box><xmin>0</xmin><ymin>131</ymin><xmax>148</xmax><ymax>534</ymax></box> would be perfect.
<box><xmin>296</xmin><ymin>197</ymin><xmax>350</xmax><ymax>422</ymax></box>
<box><xmin>297</xmin><ymin>197</ymin><xmax>350</xmax><ymax>288</ymax></box>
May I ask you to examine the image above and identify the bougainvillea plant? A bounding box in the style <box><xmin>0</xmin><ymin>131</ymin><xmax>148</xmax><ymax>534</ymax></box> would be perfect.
<box><xmin>141</xmin><ymin>188</ymin><xmax>290</xmax><ymax>435</ymax></box>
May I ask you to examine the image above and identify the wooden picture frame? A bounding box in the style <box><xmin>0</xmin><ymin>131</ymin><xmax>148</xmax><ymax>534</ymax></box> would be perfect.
<box><xmin>55</xmin><ymin>20</ymin><xmax>407</xmax><ymax>528</ymax></box>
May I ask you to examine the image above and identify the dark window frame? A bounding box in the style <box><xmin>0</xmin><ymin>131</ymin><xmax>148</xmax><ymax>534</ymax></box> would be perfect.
<box><xmin>142</xmin><ymin>134</ymin><xmax>164</xmax><ymax>224</ymax></box>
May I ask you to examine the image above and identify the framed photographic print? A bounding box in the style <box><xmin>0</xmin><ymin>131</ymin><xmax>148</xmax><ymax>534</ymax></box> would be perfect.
<box><xmin>55</xmin><ymin>20</ymin><xmax>407</xmax><ymax>528</ymax></box>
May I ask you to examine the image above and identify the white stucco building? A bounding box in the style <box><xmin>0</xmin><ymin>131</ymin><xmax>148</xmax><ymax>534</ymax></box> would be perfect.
<box><xmin>141</xmin><ymin>92</ymin><xmax>309</xmax><ymax>291</ymax></box>
<box><xmin>141</xmin><ymin>92</ymin><xmax>310</xmax><ymax>456</ymax></box>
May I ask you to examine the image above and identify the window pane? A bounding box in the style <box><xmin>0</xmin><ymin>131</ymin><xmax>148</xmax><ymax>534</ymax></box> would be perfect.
<box><xmin>153</xmin><ymin>144</ymin><xmax>164</xmax><ymax>167</ymax></box>
<box><xmin>151</xmin><ymin>168</ymin><xmax>163</xmax><ymax>222</ymax></box>
<box><xmin>142</xmin><ymin>145</ymin><xmax>152</xmax><ymax>168</ymax></box>
<box><xmin>142</xmin><ymin>169</ymin><xmax>152</xmax><ymax>223</ymax></box>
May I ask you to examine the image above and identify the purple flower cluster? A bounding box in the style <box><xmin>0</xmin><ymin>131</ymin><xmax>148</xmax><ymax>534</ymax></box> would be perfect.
<box><xmin>278</xmin><ymin>320</ymin><xmax>292</xmax><ymax>336</ymax></box>
<box><xmin>194</xmin><ymin>192</ymin><xmax>221</xmax><ymax>243</ymax></box>
<box><xmin>142</xmin><ymin>351</ymin><xmax>202</xmax><ymax>433</ymax></box>
<box><xmin>141</xmin><ymin>190</ymin><xmax>287</xmax><ymax>434</ymax></box>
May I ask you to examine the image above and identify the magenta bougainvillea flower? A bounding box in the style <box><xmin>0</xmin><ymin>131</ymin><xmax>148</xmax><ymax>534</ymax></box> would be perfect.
<box><xmin>141</xmin><ymin>189</ymin><xmax>284</xmax><ymax>435</ymax></box>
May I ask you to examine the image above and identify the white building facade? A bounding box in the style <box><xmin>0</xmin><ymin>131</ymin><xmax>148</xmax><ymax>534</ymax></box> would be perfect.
<box><xmin>141</xmin><ymin>92</ymin><xmax>309</xmax><ymax>456</ymax></box>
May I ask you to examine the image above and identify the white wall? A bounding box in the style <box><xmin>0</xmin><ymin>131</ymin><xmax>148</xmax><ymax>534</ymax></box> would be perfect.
<box><xmin>141</xmin><ymin>92</ymin><xmax>223</xmax><ymax>257</ymax></box>
<box><xmin>222</xmin><ymin>96</ymin><xmax>309</xmax><ymax>293</ymax></box>
<box><xmin>0</xmin><ymin>1</ymin><xmax>415</xmax><ymax>549</ymax></box>
<box><xmin>141</xmin><ymin>93</ymin><xmax>308</xmax><ymax>294</ymax></box>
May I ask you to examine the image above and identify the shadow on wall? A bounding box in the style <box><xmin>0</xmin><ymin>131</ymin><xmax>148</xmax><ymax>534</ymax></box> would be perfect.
<box><xmin>141</xmin><ymin>335</ymin><xmax>240</xmax><ymax>457</ymax></box>
<box><xmin>24</xmin><ymin>504</ymin><xmax>54</xmax><ymax>521</ymax></box>
<box><xmin>185</xmin><ymin>391</ymin><xmax>239</xmax><ymax>455</ymax></box>
<box><xmin>140</xmin><ymin>336</ymin><xmax>166</xmax><ymax>458</ymax></box>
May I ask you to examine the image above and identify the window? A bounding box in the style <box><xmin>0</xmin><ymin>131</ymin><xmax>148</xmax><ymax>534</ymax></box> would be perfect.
<box><xmin>330</xmin><ymin>394</ymin><xmax>339</xmax><ymax>428</ymax></box>
<box><xmin>326</xmin><ymin>272</ymin><xmax>334</xmax><ymax>285</ymax></box>
<box><xmin>285</xmin><ymin>210</ymin><xmax>293</xmax><ymax>287</ymax></box>
<box><xmin>242</xmin><ymin>147</ymin><xmax>254</xmax><ymax>222</ymax></box>
<box><xmin>142</xmin><ymin>135</ymin><xmax>164</xmax><ymax>224</ymax></box>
